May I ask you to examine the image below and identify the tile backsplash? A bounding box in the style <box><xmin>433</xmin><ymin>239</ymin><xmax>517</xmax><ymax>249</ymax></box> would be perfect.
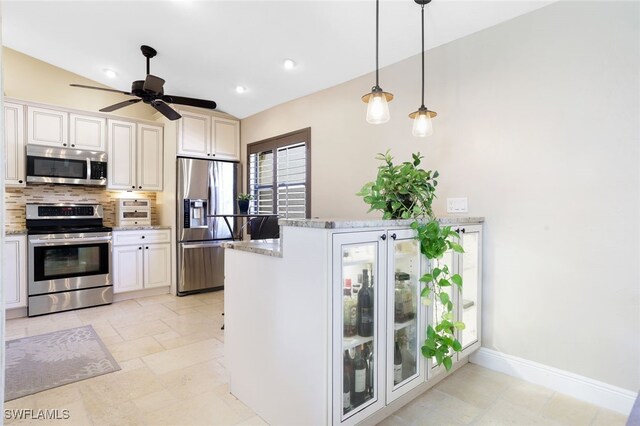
<box><xmin>4</xmin><ymin>185</ymin><xmax>158</xmax><ymax>231</ymax></box>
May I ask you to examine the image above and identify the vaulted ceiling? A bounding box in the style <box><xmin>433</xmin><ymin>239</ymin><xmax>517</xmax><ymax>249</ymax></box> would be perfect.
<box><xmin>2</xmin><ymin>1</ymin><xmax>554</xmax><ymax>119</ymax></box>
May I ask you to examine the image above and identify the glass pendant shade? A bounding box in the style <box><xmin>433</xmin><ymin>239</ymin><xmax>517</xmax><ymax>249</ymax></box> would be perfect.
<box><xmin>365</xmin><ymin>91</ymin><xmax>392</xmax><ymax>124</ymax></box>
<box><xmin>409</xmin><ymin>108</ymin><xmax>437</xmax><ymax>137</ymax></box>
<box><xmin>411</xmin><ymin>111</ymin><xmax>433</xmax><ymax>137</ymax></box>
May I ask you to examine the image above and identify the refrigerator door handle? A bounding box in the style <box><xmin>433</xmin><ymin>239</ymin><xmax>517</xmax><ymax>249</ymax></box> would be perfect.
<box><xmin>181</xmin><ymin>242</ymin><xmax>225</xmax><ymax>249</ymax></box>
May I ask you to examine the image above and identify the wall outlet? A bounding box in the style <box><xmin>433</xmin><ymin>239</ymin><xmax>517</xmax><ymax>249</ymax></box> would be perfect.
<box><xmin>447</xmin><ymin>197</ymin><xmax>468</xmax><ymax>213</ymax></box>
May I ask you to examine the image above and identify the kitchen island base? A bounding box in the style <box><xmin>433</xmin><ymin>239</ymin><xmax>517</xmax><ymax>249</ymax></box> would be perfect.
<box><xmin>224</xmin><ymin>218</ymin><xmax>482</xmax><ymax>425</ymax></box>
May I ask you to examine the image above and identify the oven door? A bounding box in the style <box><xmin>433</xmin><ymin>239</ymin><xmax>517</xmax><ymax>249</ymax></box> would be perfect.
<box><xmin>28</xmin><ymin>235</ymin><xmax>112</xmax><ymax>295</ymax></box>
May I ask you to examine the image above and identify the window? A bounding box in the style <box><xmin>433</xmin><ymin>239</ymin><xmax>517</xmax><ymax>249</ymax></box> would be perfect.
<box><xmin>247</xmin><ymin>128</ymin><xmax>310</xmax><ymax>219</ymax></box>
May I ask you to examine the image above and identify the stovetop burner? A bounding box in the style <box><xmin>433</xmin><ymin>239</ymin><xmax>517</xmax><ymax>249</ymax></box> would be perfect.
<box><xmin>26</xmin><ymin>203</ymin><xmax>110</xmax><ymax>235</ymax></box>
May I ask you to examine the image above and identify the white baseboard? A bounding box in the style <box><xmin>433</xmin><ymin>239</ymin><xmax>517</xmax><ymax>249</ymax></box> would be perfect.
<box><xmin>470</xmin><ymin>347</ymin><xmax>637</xmax><ymax>415</ymax></box>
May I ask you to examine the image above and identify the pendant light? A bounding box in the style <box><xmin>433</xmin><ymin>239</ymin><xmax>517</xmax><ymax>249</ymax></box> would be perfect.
<box><xmin>362</xmin><ymin>0</ymin><xmax>393</xmax><ymax>124</ymax></box>
<box><xmin>410</xmin><ymin>0</ymin><xmax>437</xmax><ymax>137</ymax></box>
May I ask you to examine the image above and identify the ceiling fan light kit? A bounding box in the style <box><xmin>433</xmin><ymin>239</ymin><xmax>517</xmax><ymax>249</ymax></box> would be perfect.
<box><xmin>362</xmin><ymin>0</ymin><xmax>393</xmax><ymax>125</ymax></box>
<box><xmin>70</xmin><ymin>45</ymin><xmax>217</xmax><ymax>121</ymax></box>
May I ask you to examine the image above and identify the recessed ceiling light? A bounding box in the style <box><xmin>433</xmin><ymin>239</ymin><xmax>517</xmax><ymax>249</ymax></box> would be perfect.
<box><xmin>235</xmin><ymin>85</ymin><xmax>247</xmax><ymax>94</ymax></box>
<box><xmin>283</xmin><ymin>59</ymin><xmax>296</xmax><ymax>70</ymax></box>
<box><xmin>103</xmin><ymin>68</ymin><xmax>117</xmax><ymax>79</ymax></box>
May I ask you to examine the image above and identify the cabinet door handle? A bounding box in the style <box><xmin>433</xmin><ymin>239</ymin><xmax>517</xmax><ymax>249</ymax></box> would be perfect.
<box><xmin>132</xmin><ymin>186</ymin><xmax>136</xmax><ymax>189</ymax></box>
<box><xmin>139</xmin><ymin>186</ymin><xmax>142</xmax><ymax>189</ymax></box>
<box><xmin>71</xmin><ymin>144</ymin><xmax>75</xmax><ymax>147</ymax></box>
<box><xmin>145</xmin><ymin>246</ymin><xmax>149</xmax><ymax>249</ymax></box>
<box><xmin>461</xmin><ymin>228</ymin><xmax>466</xmax><ymax>233</ymax></box>
<box><xmin>138</xmin><ymin>247</ymin><xmax>142</xmax><ymax>250</ymax></box>
<box><xmin>18</xmin><ymin>180</ymin><xmax>23</xmax><ymax>184</ymax></box>
<box><xmin>62</xmin><ymin>143</ymin><xmax>67</xmax><ymax>147</ymax></box>
<box><xmin>380</xmin><ymin>234</ymin><xmax>387</xmax><ymax>241</ymax></box>
<box><xmin>141</xmin><ymin>236</ymin><xmax>145</xmax><ymax>239</ymax></box>
<box><xmin>390</xmin><ymin>233</ymin><xmax>397</xmax><ymax>240</ymax></box>
<box><xmin>454</xmin><ymin>228</ymin><xmax>460</xmax><ymax>234</ymax></box>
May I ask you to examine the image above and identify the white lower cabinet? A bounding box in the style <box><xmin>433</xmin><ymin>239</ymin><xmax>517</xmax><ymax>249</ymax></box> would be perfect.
<box><xmin>112</xmin><ymin>229</ymin><xmax>171</xmax><ymax>293</ymax></box>
<box><xmin>4</xmin><ymin>235</ymin><xmax>27</xmax><ymax>309</ymax></box>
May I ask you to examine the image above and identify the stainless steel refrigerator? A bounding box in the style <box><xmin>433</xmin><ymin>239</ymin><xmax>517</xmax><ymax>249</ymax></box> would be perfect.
<box><xmin>177</xmin><ymin>157</ymin><xmax>239</xmax><ymax>295</ymax></box>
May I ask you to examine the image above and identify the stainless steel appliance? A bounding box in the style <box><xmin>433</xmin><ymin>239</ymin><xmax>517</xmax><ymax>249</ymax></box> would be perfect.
<box><xmin>26</xmin><ymin>145</ymin><xmax>107</xmax><ymax>186</ymax></box>
<box><xmin>26</xmin><ymin>204</ymin><xmax>113</xmax><ymax>316</ymax></box>
<box><xmin>177</xmin><ymin>157</ymin><xmax>239</xmax><ymax>295</ymax></box>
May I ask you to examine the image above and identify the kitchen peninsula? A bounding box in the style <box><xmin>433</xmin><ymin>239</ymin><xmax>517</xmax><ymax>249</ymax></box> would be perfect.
<box><xmin>224</xmin><ymin>217</ymin><xmax>483</xmax><ymax>425</ymax></box>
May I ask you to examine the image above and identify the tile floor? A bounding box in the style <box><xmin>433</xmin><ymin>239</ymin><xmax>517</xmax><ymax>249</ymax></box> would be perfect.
<box><xmin>4</xmin><ymin>292</ymin><xmax>629</xmax><ymax>426</ymax></box>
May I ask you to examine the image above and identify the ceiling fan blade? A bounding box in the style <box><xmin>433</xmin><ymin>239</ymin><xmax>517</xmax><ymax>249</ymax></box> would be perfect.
<box><xmin>151</xmin><ymin>100</ymin><xmax>181</xmax><ymax>121</ymax></box>
<box><xmin>70</xmin><ymin>84</ymin><xmax>132</xmax><ymax>96</ymax></box>
<box><xmin>162</xmin><ymin>95</ymin><xmax>217</xmax><ymax>109</ymax></box>
<box><xmin>143</xmin><ymin>74</ymin><xmax>165</xmax><ymax>94</ymax></box>
<box><xmin>162</xmin><ymin>95</ymin><xmax>216</xmax><ymax>110</ymax></box>
<box><xmin>99</xmin><ymin>99</ymin><xmax>142</xmax><ymax>113</ymax></box>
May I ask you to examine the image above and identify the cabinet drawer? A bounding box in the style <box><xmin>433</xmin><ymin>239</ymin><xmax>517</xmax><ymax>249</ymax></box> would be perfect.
<box><xmin>113</xmin><ymin>229</ymin><xmax>171</xmax><ymax>246</ymax></box>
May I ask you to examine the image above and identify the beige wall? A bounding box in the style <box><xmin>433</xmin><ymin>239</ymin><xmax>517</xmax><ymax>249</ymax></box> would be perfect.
<box><xmin>241</xmin><ymin>1</ymin><xmax>640</xmax><ymax>391</ymax></box>
<box><xmin>3</xmin><ymin>47</ymin><xmax>156</xmax><ymax>121</ymax></box>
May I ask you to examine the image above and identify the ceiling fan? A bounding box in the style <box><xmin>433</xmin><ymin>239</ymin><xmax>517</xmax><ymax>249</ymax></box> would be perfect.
<box><xmin>70</xmin><ymin>45</ymin><xmax>217</xmax><ymax>121</ymax></box>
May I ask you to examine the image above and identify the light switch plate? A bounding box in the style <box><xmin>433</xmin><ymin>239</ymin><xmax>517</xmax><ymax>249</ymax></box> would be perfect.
<box><xmin>447</xmin><ymin>197</ymin><xmax>468</xmax><ymax>213</ymax></box>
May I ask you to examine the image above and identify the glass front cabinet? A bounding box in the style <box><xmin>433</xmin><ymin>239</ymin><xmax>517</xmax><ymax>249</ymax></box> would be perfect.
<box><xmin>332</xmin><ymin>223</ymin><xmax>482</xmax><ymax>425</ymax></box>
<box><xmin>428</xmin><ymin>223</ymin><xmax>483</xmax><ymax>377</ymax></box>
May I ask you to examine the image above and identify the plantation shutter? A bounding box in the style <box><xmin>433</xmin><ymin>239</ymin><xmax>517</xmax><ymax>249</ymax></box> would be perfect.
<box><xmin>247</xmin><ymin>128</ymin><xmax>310</xmax><ymax>219</ymax></box>
<box><xmin>277</xmin><ymin>143</ymin><xmax>306</xmax><ymax>219</ymax></box>
<box><xmin>248</xmin><ymin>150</ymin><xmax>274</xmax><ymax>214</ymax></box>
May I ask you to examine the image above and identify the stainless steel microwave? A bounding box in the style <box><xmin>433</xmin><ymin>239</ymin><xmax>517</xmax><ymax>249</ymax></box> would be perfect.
<box><xmin>26</xmin><ymin>145</ymin><xmax>107</xmax><ymax>186</ymax></box>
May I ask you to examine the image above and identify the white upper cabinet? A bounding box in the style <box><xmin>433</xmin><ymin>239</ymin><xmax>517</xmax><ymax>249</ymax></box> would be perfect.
<box><xmin>108</xmin><ymin>119</ymin><xmax>164</xmax><ymax>191</ymax></box>
<box><xmin>27</xmin><ymin>106</ymin><xmax>69</xmax><ymax>147</ymax></box>
<box><xmin>137</xmin><ymin>124</ymin><xmax>163</xmax><ymax>191</ymax></box>
<box><xmin>27</xmin><ymin>106</ymin><xmax>108</xmax><ymax>152</ymax></box>
<box><xmin>177</xmin><ymin>110</ymin><xmax>211</xmax><ymax>157</ymax></box>
<box><xmin>4</xmin><ymin>102</ymin><xmax>26</xmax><ymax>187</ymax></box>
<box><xmin>212</xmin><ymin>117</ymin><xmax>240</xmax><ymax>160</ymax></box>
<box><xmin>177</xmin><ymin>109</ymin><xmax>239</xmax><ymax>160</ymax></box>
<box><xmin>69</xmin><ymin>113</ymin><xmax>106</xmax><ymax>151</ymax></box>
<box><xmin>108</xmin><ymin>119</ymin><xmax>137</xmax><ymax>190</ymax></box>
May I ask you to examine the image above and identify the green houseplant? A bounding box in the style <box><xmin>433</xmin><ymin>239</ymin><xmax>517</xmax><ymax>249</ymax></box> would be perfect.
<box><xmin>237</xmin><ymin>193</ymin><xmax>253</xmax><ymax>214</ymax></box>
<box><xmin>357</xmin><ymin>151</ymin><xmax>465</xmax><ymax>371</ymax></box>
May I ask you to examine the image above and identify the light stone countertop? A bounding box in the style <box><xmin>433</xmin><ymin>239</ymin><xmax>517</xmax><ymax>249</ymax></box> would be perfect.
<box><xmin>5</xmin><ymin>229</ymin><xmax>27</xmax><ymax>236</ymax></box>
<box><xmin>278</xmin><ymin>216</ymin><xmax>484</xmax><ymax>229</ymax></box>
<box><xmin>112</xmin><ymin>225</ymin><xmax>172</xmax><ymax>231</ymax></box>
<box><xmin>222</xmin><ymin>239</ymin><xmax>282</xmax><ymax>258</ymax></box>
<box><xmin>224</xmin><ymin>216</ymin><xmax>483</xmax><ymax>258</ymax></box>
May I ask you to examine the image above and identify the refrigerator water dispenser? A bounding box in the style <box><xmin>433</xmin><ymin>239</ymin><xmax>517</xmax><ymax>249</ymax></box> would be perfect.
<box><xmin>184</xmin><ymin>199</ymin><xmax>208</xmax><ymax>228</ymax></box>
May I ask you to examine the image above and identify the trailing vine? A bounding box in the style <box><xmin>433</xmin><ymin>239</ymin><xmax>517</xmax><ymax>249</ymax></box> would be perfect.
<box><xmin>357</xmin><ymin>151</ymin><xmax>465</xmax><ymax>371</ymax></box>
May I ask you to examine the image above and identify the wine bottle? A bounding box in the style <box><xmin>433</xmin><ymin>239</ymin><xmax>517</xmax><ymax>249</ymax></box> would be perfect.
<box><xmin>343</xmin><ymin>364</ymin><xmax>351</xmax><ymax>413</ymax></box>
<box><xmin>344</xmin><ymin>349</ymin><xmax>354</xmax><ymax>397</ymax></box>
<box><xmin>343</xmin><ymin>295</ymin><xmax>357</xmax><ymax>337</ymax></box>
<box><xmin>352</xmin><ymin>347</ymin><xmax>367</xmax><ymax>406</ymax></box>
<box><xmin>394</xmin><ymin>341</ymin><xmax>403</xmax><ymax>385</ymax></box>
<box><xmin>356</xmin><ymin>269</ymin><xmax>374</xmax><ymax>337</ymax></box>
<box><xmin>366</xmin><ymin>346</ymin><xmax>374</xmax><ymax>397</ymax></box>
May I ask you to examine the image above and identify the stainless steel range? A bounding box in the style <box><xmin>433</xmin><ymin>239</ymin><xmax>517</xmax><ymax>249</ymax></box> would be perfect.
<box><xmin>26</xmin><ymin>203</ymin><xmax>113</xmax><ymax>316</ymax></box>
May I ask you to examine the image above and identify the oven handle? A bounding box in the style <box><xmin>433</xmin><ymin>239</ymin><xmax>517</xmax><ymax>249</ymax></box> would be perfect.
<box><xmin>29</xmin><ymin>236</ymin><xmax>112</xmax><ymax>245</ymax></box>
